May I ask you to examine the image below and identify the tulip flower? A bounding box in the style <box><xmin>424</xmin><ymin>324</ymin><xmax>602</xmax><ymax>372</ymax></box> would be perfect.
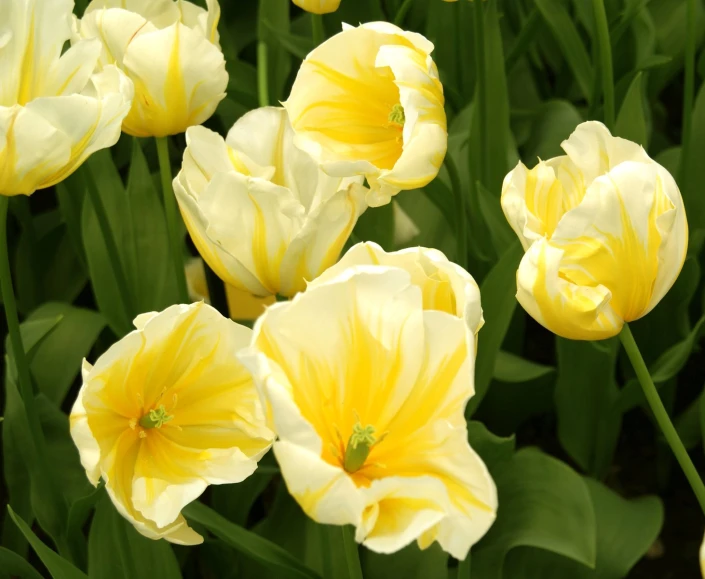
<box><xmin>75</xmin><ymin>0</ymin><xmax>228</xmax><ymax>138</ymax></box>
<box><xmin>501</xmin><ymin>121</ymin><xmax>687</xmax><ymax>341</ymax></box>
<box><xmin>70</xmin><ymin>303</ymin><xmax>274</xmax><ymax>544</ymax></box>
<box><xmin>311</xmin><ymin>241</ymin><xmax>483</xmax><ymax>360</ymax></box>
<box><xmin>701</xmin><ymin>531</ymin><xmax>705</xmax><ymax>577</ymax></box>
<box><xmin>0</xmin><ymin>0</ymin><xmax>133</xmax><ymax>197</ymax></box>
<box><xmin>292</xmin><ymin>0</ymin><xmax>341</xmax><ymax>13</ymax></box>
<box><xmin>174</xmin><ymin>106</ymin><xmax>367</xmax><ymax>298</ymax></box>
<box><xmin>239</xmin><ymin>266</ymin><xmax>496</xmax><ymax>558</ymax></box>
<box><xmin>185</xmin><ymin>257</ymin><xmax>275</xmax><ymax>321</ymax></box>
<box><xmin>284</xmin><ymin>22</ymin><xmax>447</xmax><ymax>207</ymax></box>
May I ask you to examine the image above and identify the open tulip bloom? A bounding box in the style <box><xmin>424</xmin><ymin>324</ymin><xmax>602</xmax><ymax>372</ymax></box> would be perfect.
<box><xmin>501</xmin><ymin>121</ymin><xmax>688</xmax><ymax>341</ymax></box>
<box><xmin>174</xmin><ymin>106</ymin><xmax>368</xmax><ymax>298</ymax></box>
<box><xmin>0</xmin><ymin>0</ymin><xmax>133</xmax><ymax>196</ymax></box>
<box><xmin>74</xmin><ymin>0</ymin><xmax>227</xmax><ymax>137</ymax></box>
<box><xmin>239</xmin><ymin>264</ymin><xmax>497</xmax><ymax>558</ymax></box>
<box><xmin>284</xmin><ymin>22</ymin><xmax>447</xmax><ymax>208</ymax></box>
<box><xmin>70</xmin><ymin>303</ymin><xmax>274</xmax><ymax>544</ymax></box>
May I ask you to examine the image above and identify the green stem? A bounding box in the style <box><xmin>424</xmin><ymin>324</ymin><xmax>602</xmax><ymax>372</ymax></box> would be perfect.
<box><xmin>318</xmin><ymin>525</ymin><xmax>334</xmax><ymax>579</ymax></box>
<box><xmin>311</xmin><ymin>14</ymin><xmax>324</xmax><ymax>46</ymax></box>
<box><xmin>619</xmin><ymin>324</ymin><xmax>705</xmax><ymax>514</ymax></box>
<box><xmin>505</xmin><ymin>8</ymin><xmax>540</xmax><ymax>73</ymax></box>
<box><xmin>0</xmin><ymin>198</ymin><xmax>40</xmax><ymax>436</ymax></box>
<box><xmin>394</xmin><ymin>0</ymin><xmax>414</xmax><ymax>26</ymax></box>
<box><xmin>592</xmin><ymin>0</ymin><xmax>614</xmax><ymax>130</ymax></box>
<box><xmin>681</xmin><ymin>0</ymin><xmax>697</xmax><ymax>186</ymax></box>
<box><xmin>156</xmin><ymin>137</ymin><xmax>188</xmax><ymax>303</ymax></box>
<box><xmin>257</xmin><ymin>41</ymin><xmax>269</xmax><ymax>107</ymax></box>
<box><xmin>444</xmin><ymin>154</ymin><xmax>467</xmax><ymax>271</ymax></box>
<box><xmin>457</xmin><ymin>553</ymin><xmax>471</xmax><ymax>578</ymax></box>
<box><xmin>472</xmin><ymin>0</ymin><xmax>488</xmax><ymax>187</ymax></box>
<box><xmin>85</xmin><ymin>165</ymin><xmax>135</xmax><ymax>326</ymax></box>
<box><xmin>204</xmin><ymin>261</ymin><xmax>229</xmax><ymax>318</ymax></box>
<box><xmin>341</xmin><ymin>526</ymin><xmax>363</xmax><ymax>579</ymax></box>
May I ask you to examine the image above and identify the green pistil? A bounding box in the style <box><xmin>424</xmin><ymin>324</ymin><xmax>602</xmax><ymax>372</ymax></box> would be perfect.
<box><xmin>388</xmin><ymin>103</ymin><xmax>405</xmax><ymax>127</ymax></box>
<box><xmin>139</xmin><ymin>405</ymin><xmax>174</xmax><ymax>429</ymax></box>
<box><xmin>343</xmin><ymin>422</ymin><xmax>376</xmax><ymax>473</ymax></box>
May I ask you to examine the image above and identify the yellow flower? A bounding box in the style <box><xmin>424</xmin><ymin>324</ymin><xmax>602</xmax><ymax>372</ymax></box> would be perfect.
<box><xmin>174</xmin><ymin>106</ymin><xmax>367</xmax><ymax>298</ymax></box>
<box><xmin>701</xmin><ymin>530</ymin><xmax>705</xmax><ymax>578</ymax></box>
<box><xmin>0</xmin><ymin>0</ymin><xmax>133</xmax><ymax>197</ymax></box>
<box><xmin>292</xmin><ymin>0</ymin><xmax>341</xmax><ymax>14</ymax></box>
<box><xmin>185</xmin><ymin>257</ymin><xmax>276</xmax><ymax>321</ymax></box>
<box><xmin>311</xmin><ymin>241</ymin><xmax>483</xmax><ymax>359</ymax></box>
<box><xmin>69</xmin><ymin>303</ymin><xmax>274</xmax><ymax>544</ymax></box>
<box><xmin>501</xmin><ymin>121</ymin><xmax>688</xmax><ymax>341</ymax></box>
<box><xmin>284</xmin><ymin>22</ymin><xmax>447</xmax><ymax>208</ymax></box>
<box><xmin>239</xmin><ymin>266</ymin><xmax>496</xmax><ymax>558</ymax></box>
<box><xmin>75</xmin><ymin>0</ymin><xmax>228</xmax><ymax>137</ymax></box>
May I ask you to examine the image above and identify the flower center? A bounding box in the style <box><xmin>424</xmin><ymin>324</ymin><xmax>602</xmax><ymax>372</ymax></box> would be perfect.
<box><xmin>388</xmin><ymin>103</ymin><xmax>405</xmax><ymax>127</ymax></box>
<box><xmin>343</xmin><ymin>422</ymin><xmax>377</xmax><ymax>473</ymax></box>
<box><xmin>139</xmin><ymin>405</ymin><xmax>174</xmax><ymax>429</ymax></box>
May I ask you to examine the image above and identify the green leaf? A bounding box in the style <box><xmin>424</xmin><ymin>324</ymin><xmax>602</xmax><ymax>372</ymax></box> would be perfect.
<box><xmin>472</xmin><ymin>448</ymin><xmax>596</xmax><ymax>578</ymax></box>
<box><xmin>0</xmin><ymin>546</ymin><xmax>44</xmax><ymax>579</ymax></box>
<box><xmin>493</xmin><ymin>350</ymin><xmax>555</xmax><ymax>383</ymax></box>
<box><xmin>212</xmin><ymin>471</ymin><xmax>273</xmax><ymax>527</ymax></box>
<box><xmin>523</xmin><ymin>100</ymin><xmax>583</xmax><ymax>161</ymax></box>
<box><xmin>681</xmin><ymin>81</ymin><xmax>705</xmax><ymax>230</ymax></box>
<box><xmin>504</xmin><ymin>479</ymin><xmax>663</xmax><ymax>578</ymax></box>
<box><xmin>28</xmin><ymin>303</ymin><xmax>105</xmax><ymax>405</ymax></box>
<box><xmin>362</xmin><ymin>543</ymin><xmax>447</xmax><ymax>579</ymax></box>
<box><xmin>7</xmin><ymin>506</ymin><xmax>88</xmax><ymax>579</ymax></box>
<box><xmin>88</xmin><ymin>495</ymin><xmax>182</xmax><ymax>579</ymax></box>
<box><xmin>353</xmin><ymin>202</ymin><xmax>394</xmax><ymax>251</ymax></box>
<box><xmin>535</xmin><ymin>0</ymin><xmax>594</xmax><ymax>102</ymax></box>
<box><xmin>184</xmin><ymin>501</ymin><xmax>321</xmax><ymax>579</ymax></box>
<box><xmin>477</xmin><ymin>181</ymin><xmax>515</xmax><ymax>255</ymax></box>
<box><xmin>466</xmin><ymin>242</ymin><xmax>523</xmax><ymax>416</ymax></box>
<box><xmin>467</xmin><ymin>420</ymin><xmax>516</xmax><ymax>471</ymax></box>
<box><xmin>261</xmin><ymin>18</ymin><xmax>314</xmax><ymax>60</ymax></box>
<box><xmin>555</xmin><ymin>338</ymin><xmax>621</xmax><ymax>478</ymax></box>
<box><xmin>615</xmin><ymin>72</ymin><xmax>648</xmax><ymax>146</ymax></box>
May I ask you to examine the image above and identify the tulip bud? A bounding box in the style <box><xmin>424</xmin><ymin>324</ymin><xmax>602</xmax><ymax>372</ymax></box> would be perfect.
<box><xmin>0</xmin><ymin>0</ymin><xmax>133</xmax><ymax>196</ymax></box>
<box><xmin>75</xmin><ymin>0</ymin><xmax>228</xmax><ymax>137</ymax></box>
<box><xmin>174</xmin><ymin>107</ymin><xmax>368</xmax><ymax>298</ymax></box>
<box><xmin>292</xmin><ymin>0</ymin><xmax>341</xmax><ymax>14</ymax></box>
<box><xmin>501</xmin><ymin>121</ymin><xmax>688</xmax><ymax>341</ymax></box>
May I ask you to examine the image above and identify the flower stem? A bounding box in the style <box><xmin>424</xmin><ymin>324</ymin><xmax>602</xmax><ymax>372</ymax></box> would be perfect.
<box><xmin>257</xmin><ymin>41</ymin><xmax>269</xmax><ymax>107</ymax></box>
<box><xmin>394</xmin><ymin>0</ymin><xmax>414</xmax><ymax>26</ymax></box>
<box><xmin>84</xmin><ymin>166</ymin><xmax>135</xmax><ymax>326</ymax></box>
<box><xmin>341</xmin><ymin>526</ymin><xmax>363</xmax><ymax>579</ymax></box>
<box><xmin>681</xmin><ymin>0</ymin><xmax>697</xmax><ymax>186</ymax></box>
<box><xmin>0</xmin><ymin>197</ymin><xmax>40</xmax><ymax>435</ymax></box>
<box><xmin>619</xmin><ymin>324</ymin><xmax>705</xmax><ymax>514</ymax></box>
<box><xmin>311</xmin><ymin>14</ymin><xmax>324</xmax><ymax>46</ymax></box>
<box><xmin>591</xmin><ymin>0</ymin><xmax>615</xmax><ymax>130</ymax></box>
<box><xmin>458</xmin><ymin>553</ymin><xmax>471</xmax><ymax>578</ymax></box>
<box><xmin>472</xmin><ymin>0</ymin><xmax>488</xmax><ymax>187</ymax></box>
<box><xmin>156</xmin><ymin>137</ymin><xmax>188</xmax><ymax>303</ymax></box>
<box><xmin>444</xmin><ymin>154</ymin><xmax>468</xmax><ymax>271</ymax></box>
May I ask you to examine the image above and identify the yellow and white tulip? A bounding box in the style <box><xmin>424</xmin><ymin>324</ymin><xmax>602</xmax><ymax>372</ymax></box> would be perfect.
<box><xmin>284</xmin><ymin>22</ymin><xmax>447</xmax><ymax>207</ymax></box>
<box><xmin>0</xmin><ymin>0</ymin><xmax>133</xmax><ymax>196</ymax></box>
<box><xmin>239</xmin><ymin>266</ymin><xmax>496</xmax><ymax>558</ymax></box>
<box><xmin>292</xmin><ymin>0</ymin><xmax>341</xmax><ymax>14</ymax></box>
<box><xmin>75</xmin><ymin>0</ymin><xmax>227</xmax><ymax>137</ymax></box>
<box><xmin>311</xmin><ymin>241</ymin><xmax>483</xmax><ymax>360</ymax></box>
<box><xmin>501</xmin><ymin>121</ymin><xmax>687</xmax><ymax>341</ymax></box>
<box><xmin>174</xmin><ymin>106</ymin><xmax>367</xmax><ymax>298</ymax></box>
<box><xmin>70</xmin><ymin>303</ymin><xmax>274</xmax><ymax>544</ymax></box>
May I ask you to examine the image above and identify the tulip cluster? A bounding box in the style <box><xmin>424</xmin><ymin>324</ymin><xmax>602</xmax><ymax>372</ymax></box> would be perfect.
<box><xmin>2</xmin><ymin>0</ymin><xmax>697</xmax><ymax>571</ymax></box>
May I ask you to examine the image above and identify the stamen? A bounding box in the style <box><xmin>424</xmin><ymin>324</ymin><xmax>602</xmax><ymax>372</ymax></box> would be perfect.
<box><xmin>343</xmin><ymin>422</ymin><xmax>377</xmax><ymax>473</ymax></box>
<box><xmin>139</xmin><ymin>405</ymin><xmax>174</xmax><ymax>429</ymax></box>
<box><xmin>388</xmin><ymin>103</ymin><xmax>405</xmax><ymax>127</ymax></box>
